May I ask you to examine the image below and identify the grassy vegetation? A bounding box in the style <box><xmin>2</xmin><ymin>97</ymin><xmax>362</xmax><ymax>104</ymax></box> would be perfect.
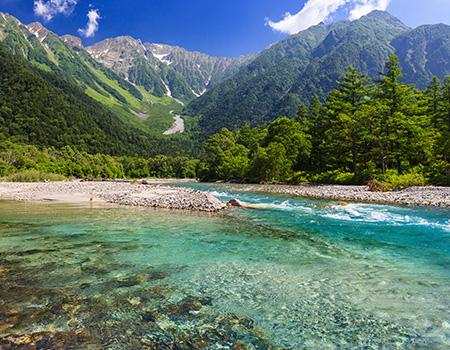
<box><xmin>369</xmin><ymin>171</ymin><xmax>428</xmax><ymax>192</ymax></box>
<box><xmin>85</xmin><ymin>85</ymin><xmax>120</xmax><ymax>107</ymax></box>
<box><xmin>87</xmin><ymin>63</ymin><xmax>143</xmax><ymax>112</ymax></box>
<box><xmin>2</xmin><ymin>170</ymin><xmax>66</xmax><ymax>182</ymax></box>
<box><xmin>84</xmin><ymin>71</ymin><xmax>186</xmax><ymax>135</ymax></box>
<box><xmin>137</xmin><ymin>87</ymin><xmax>185</xmax><ymax>134</ymax></box>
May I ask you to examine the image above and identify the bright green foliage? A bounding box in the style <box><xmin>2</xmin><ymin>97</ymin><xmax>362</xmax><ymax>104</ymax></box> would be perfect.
<box><xmin>369</xmin><ymin>170</ymin><xmax>428</xmax><ymax>191</ymax></box>
<box><xmin>3</xmin><ymin>170</ymin><xmax>66</xmax><ymax>182</ymax></box>
<box><xmin>250</xmin><ymin>143</ymin><xmax>292</xmax><ymax>182</ymax></box>
<box><xmin>236</xmin><ymin>123</ymin><xmax>267</xmax><ymax>155</ymax></box>
<box><xmin>428</xmin><ymin>76</ymin><xmax>450</xmax><ymax>184</ymax></box>
<box><xmin>264</xmin><ymin>117</ymin><xmax>311</xmax><ymax>171</ymax></box>
<box><xmin>202</xmin><ymin>129</ymin><xmax>249</xmax><ymax>181</ymax></box>
<box><xmin>202</xmin><ymin>119</ymin><xmax>310</xmax><ymax>182</ymax></box>
<box><xmin>0</xmin><ymin>142</ymin><xmax>199</xmax><ymax>180</ymax></box>
<box><xmin>323</xmin><ymin>67</ymin><xmax>372</xmax><ymax>172</ymax></box>
<box><xmin>375</xmin><ymin>54</ymin><xmax>434</xmax><ymax>173</ymax></box>
<box><xmin>304</xmin><ymin>95</ymin><xmax>327</xmax><ymax>171</ymax></box>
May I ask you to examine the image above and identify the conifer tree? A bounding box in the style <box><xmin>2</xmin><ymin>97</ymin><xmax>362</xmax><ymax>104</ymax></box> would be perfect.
<box><xmin>324</xmin><ymin>67</ymin><xmax>372</xmax><ymax>173</ymax></box>
<box><xmin>306</xmin><ymin>95</ymin><xmax>326</xmax><ymax>172</ymax></box>
<box><xmin>426</xmin><ymin>77</ymin><xmax>442</xmax><ymax>128</ymax></box>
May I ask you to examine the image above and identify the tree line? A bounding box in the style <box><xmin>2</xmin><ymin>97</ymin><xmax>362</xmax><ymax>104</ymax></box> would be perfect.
<box><xmin>200</xmin><ymin>54</ymin><xmax>449</xmax><ymax>188</ymax></box>
<box><xmin>0</xmin><ymin>46</ymin><xmax>197</xmax><ymax>158</ymax></box>
<box><xmin>0</xmin><ymin>142</ymin><xmax>198</xmax><ymax>180</ymax></box>
<box><xmin>1</xmin><ymin>53</ymin><xmax>448</xmax><ymax>188</ymax></box>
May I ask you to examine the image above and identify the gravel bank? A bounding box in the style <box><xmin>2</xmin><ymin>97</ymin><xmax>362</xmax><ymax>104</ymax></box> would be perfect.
<box><xmin>221</xmin><ymin>184</ymin><xmax>450</xmax><ymax>208</ymax></box>
<box><xmin>0</xmin><ymin>181</ymin><xmax>226</xmax><ymax>212</ymax></box>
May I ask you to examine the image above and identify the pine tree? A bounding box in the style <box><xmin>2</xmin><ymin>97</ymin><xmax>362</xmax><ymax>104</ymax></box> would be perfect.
<box><xmin>323</xmin><ymin>67</ymin><xmax>372</xmax><ymax>173</ymax></box>
<box><xmin>440</xmin><ymin>76</ymin><xmax>450</xmax><ymax>132</ymax></box>
<box><xmin>376</xmin><ymin>53</ymin><xmax>428</xmax><ymax>173</ymax></box>
<box><xmin>295</xmin><ymin>102</ymin><xmax>309</xmax><ymax>127</ymax></box>
<box><xmin>425</xmin><ymin>77</ymin><xmax>442</xmax><ymax>128</ymax></box>
<box><xmin>437</xmin><ymin>76</ymin><xmax>450</xmax><ymax>163</ymax></box>
<box><xmin>307</xmin><ymin>95</ymin><xmax>326</xmax><ymax>172</ymax></box>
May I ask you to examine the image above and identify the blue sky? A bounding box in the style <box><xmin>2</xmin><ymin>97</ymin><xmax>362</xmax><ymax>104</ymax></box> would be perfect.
<box><xmin>0</xmin><ymin>0</ymin><xmax>449</xmax><ymax>57</ymax></box>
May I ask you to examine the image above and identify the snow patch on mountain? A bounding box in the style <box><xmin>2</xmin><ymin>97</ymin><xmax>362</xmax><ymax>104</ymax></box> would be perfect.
<box><xmin>153</xmin><ymin>52</ymin><xmax>172</xmax><ymax>65</ymax></box>
<box><xmin>161</xmin><ymin>79</ymin><xmax>172</xmax><ymax>97</ymax></box>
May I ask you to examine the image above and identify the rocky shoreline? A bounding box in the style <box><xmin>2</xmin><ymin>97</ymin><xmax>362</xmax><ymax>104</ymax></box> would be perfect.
<box><xmin>0</xmin><ymin>181</ymin><xmax>449</xmax><ymax>210</ymax></box>
<box><xmin>224</xmin><ymin>183</ymin><xmax>450</xmax><ymax>208</ymax></box>
<box><xmin>0</xmin><ymin>181</ymin><xmax>226</xmax><ymax>212</ymax></box>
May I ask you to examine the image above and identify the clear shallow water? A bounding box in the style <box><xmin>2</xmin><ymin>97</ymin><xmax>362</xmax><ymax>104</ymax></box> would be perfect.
<box><xmin>0</xmin><ymin>183</ymin><xmax>449</xmax><ymax>349</ymax></box>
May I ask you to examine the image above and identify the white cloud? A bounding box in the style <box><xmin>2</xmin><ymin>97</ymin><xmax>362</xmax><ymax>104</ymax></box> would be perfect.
<box><xmin>267</xmin><ymin>0</ymin><xmax>392</xmax><ymax>34</ymax></box>
<box><xmin>34</xmin><ymin>0</ymin><xmax>79</xmax><ymax>22</ymax></box>
<box><xmin>349</xmin><ymin>0</ymin><xmax>391</xmax><ymax>20</ymax></box>
<box><xmin>78</xmin><ymin>9</ymin><xmax>100</xmax><ymax>38</ymax></box>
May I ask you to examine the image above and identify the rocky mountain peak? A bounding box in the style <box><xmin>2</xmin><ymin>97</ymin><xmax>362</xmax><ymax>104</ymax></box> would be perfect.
<box><xmin>363</xmin><ymin>10</ymin><xmax>409</xmax><ymax>29</ymax></box>
<box><xmin>27</xmin><ymin>22</ymin><xmax>51</xmax><ymax>43</ymax></box>
<box><xmin>61</xmin><ymin>34</ymin><xmax>83</xmax><ymax>49</ymax></box>
<box><xmin>0</xmin><ymin>12</ymin><xmax>21</xmax><ymax>26</ymax></box>
<box><xmin>86</xmin><ymin>35</ymin><xmax>253</xmax><ymax>99</ymax></box>
<box><xmin>86</xmin><ymin>36</ymin><xmax>154</xmax><ymax>78</ymax></box>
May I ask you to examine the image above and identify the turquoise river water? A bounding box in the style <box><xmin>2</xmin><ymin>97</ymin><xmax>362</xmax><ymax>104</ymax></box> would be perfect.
<box><xmin>0</xmin><ymin>183</ymin><xmax>449</xmax><ymax>349</ymax></box>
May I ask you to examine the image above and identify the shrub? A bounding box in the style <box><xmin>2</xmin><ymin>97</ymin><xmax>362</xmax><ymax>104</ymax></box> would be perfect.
<box><xmin>309</xmin><ymin>170</ymin><xmax>356</xmax><ymax>185</ymax></box>
<box><xmin>369</xmin><ymin>170</ymin><xmax>427</xmax><ymax>192</ymax></box>
<box><xmin>2</xmin><ymin>170</ymin><xmax>66</xmax><ymax>182</ymax></box>
<box><xmin>289</xmin><ymin>171</ymin><xmax>309</xmax><ymax>184</ymax></box>
<box><xmin>428</xmin><ymin>161</ymin><xmax>450</xmax><ymax>186</ymax></box>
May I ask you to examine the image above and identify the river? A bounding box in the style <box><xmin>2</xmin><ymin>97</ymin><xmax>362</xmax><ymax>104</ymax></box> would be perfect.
<box><xmin>163</xmin><ymin>112</ymin><xmax>185</xmax><ymax>135</ymax></box>
<box><xmin>0</xmin><ymin>182</ymin><xmax>448</xmax><ymax>348</ymax></box>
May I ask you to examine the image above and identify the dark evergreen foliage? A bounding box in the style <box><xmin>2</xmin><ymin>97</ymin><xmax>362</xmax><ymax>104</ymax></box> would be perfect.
<box><xmin>201</xmin><ymin>55</ymin><xmax>450</xmax><ymax>186</ymax></box>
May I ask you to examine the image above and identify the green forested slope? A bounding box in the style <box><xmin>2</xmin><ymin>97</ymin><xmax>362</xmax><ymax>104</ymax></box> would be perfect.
<box><xmin>0</xmin><ymin>14</ymin><xmax>183</xmax><ymax>135</ymax></box>
<box><xmin>0</xmin><ymin>47</ymin><xmax>155</xmax><ymax>155</ymax></box>
<box><xmin>200</xmin><ymin>56</ymin><xmax>450</xmax><ymax>186</ymax></box>
<box><xmin>392</xmin><ymin>24</ymin><xmax>450</xmax><ymax>88</ymax></box>
<box><xmin>189</xmin><ymin>11</ymin><xmax>450</xmax><ymax>136</ymax></box>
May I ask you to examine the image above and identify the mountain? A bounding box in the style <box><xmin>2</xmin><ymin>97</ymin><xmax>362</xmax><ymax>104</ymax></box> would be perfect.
<box><xmin>86</xmin><ymin>37</ymin><xmax>253</xmax><ymax>102</ymax></box>
<box><xmin>188</xmin><ymin>11</ymin><xmax>450</xmax><ymax>135</ymax></box>
<box><xmin>0</xmin><ymin>12</ymin><xmax>252</xmax><ymax>136</ymax></box>
<box><xmin>0</xmin><ymin>13</ymin><xmax>192</xmax><ymax>135</ymax></box>
<box><xmin>1</xmin><ymin>10</ymin><xmax>448</xmax><ymax>144</ymax></box>
<box><xmin>0</xmin><ymin>13</ymin><xmax>200</xmax><ymax>154</ymax></box>
<box><xmin>392</xmin><ymin>24</ymin><xmax>450</xmax><ymax>88</ymax></box>
<box><xmin>0</xmin><ymin>45</ymin><xmax>153</xmax><ymax>155</ymax></box>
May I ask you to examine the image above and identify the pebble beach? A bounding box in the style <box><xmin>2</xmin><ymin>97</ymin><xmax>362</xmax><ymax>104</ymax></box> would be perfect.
<box><xmin>214</xmin><ymin>183</ymin><xmax>450</xmax><ymax>208</ymax></box>
<box><xmin>0</xmin><ymin>181</ymin><xmax>226</xmax><ymax>212</ymax></box>
<box><xmin>0</xmin><ymin>181</ymin><xmax>449</xmax><ymax>210</ymax></box>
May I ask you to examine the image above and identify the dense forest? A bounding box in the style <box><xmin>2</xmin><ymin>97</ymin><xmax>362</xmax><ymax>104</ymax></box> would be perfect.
<box><xmin>0</xmin><ymin>46</ymin><xmax>198</xmax><ymax>157</ymax></box>
<box><xmin>0</xmin><ymin>141</ymin><xmax>198</xmax><ymax>181</ymax></box>
<box><xmin>189</xmin><ymin>12</ymin><xmax>450</xmax><ymax>136</ymax></box>
<box><xmin>200</xmin><ymin>54</ymin><xmax>450</xmax><ymax>188</ymax></box>
<box><xmin>1</xmin><ymin>51</ymin><xmax>449</xmax><ymax>188</ymax></box>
